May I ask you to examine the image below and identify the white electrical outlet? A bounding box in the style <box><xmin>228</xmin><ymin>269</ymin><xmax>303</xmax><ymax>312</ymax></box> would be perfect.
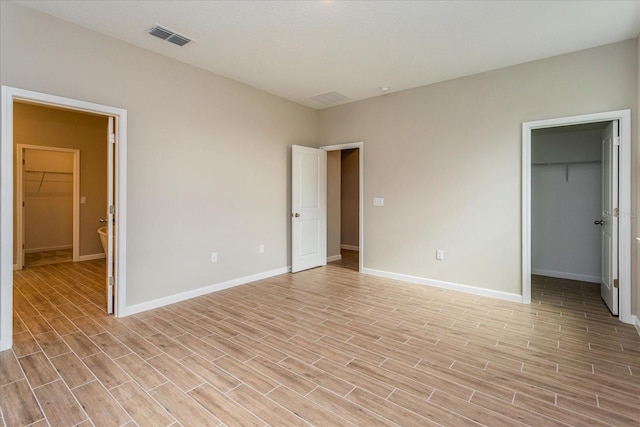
<box><xmin>211</xmin><ymin>252</ymin><xmax>218</xmax><ymax>263</ymax></box>
<box><xmin>259</xmin><ymin>244</ymin><xmax>265</xmax><ymax>254</ymax></box>
<box><xmin>436</xmin><ymin>249</ymin><xmax>444</xmax><ymax>260</ymax></box>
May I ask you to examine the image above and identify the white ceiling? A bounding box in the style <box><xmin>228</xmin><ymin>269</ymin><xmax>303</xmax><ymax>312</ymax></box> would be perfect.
<box><xmin>15</xmin><ymin>0</ymin><xmax>640</xmax><ymax>109</ymax></box>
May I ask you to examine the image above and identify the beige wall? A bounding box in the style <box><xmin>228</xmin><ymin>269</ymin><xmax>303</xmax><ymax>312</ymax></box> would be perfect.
<box><xmin>341</xmin><ymin>149</ymin><xmax>359</xmax><ymax>248</ymax></box>
<box><xmin>1</xmin><ymin>2</ymin><xmax>317</xmax><ymax>306</ymax></box>
<box><xmin>326</xmin><ymin>151</ymin><xmax>341</xmax><ymax>258</ymax></box>
<box><xmin>319</xmin><ymin>39</ymin><xmax>638</xmax><ymax>297</ymax></box>
<box><xmin>14</xmin><ymin>103</ymin><xmax>108</xmax><ymax>260</ymax></box>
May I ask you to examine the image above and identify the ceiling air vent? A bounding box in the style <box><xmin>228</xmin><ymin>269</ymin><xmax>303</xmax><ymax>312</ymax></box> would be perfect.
<box><xmin>311</xmin><ymin>91</ymin><xmax>351</xmax><ymax>106</ymax></box>
<box><xmin>148</xmin><ymin>24</ymin><xmax>192</xmax><ymax>47</ymax></box>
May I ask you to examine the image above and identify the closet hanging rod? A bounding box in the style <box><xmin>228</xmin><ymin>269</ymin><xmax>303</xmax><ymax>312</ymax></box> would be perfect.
<box><xmin>531</xmin><ymin>160</ymin><xmax>601</xmax><ymax>166</ymax></box>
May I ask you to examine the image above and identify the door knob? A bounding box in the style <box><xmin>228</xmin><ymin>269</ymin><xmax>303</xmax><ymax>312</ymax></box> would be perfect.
<box><xmin>594</xmin><ymin>220</ymin><xmax>603</xmax><ymax>225</ymax></box>
<box><xmin>292</xmin><ymin>213</ymin><xmax>300</xmax><ymax>218</ymax></box>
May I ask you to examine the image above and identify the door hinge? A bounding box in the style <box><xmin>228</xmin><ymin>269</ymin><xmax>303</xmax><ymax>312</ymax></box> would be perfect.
<box><xmin>109</xmin><ymin>205</ymin><xmax>115</xmax><ymax>215</ymax></box>
<box><xmin>613</xmin><ymin>136</ymin><xmax>620</xmax><ymax>146</ymax></box>
<box><xmin>108</xmin><ymin>276</ymin><xmax>115</xmax><ymax>287</ymax></box>
<box><xmin>613</xmin><ymin>279</ymin><xmax>619</xmax><ymax>288</ymax></box>
<box><xmin>109</xmin><ymin>133</ymin><xmax>115</xmax><ymax>144</ymax></box>
<box><xmin>613</xmin><ymin>208</ymin><xmax>619</xmax><ymax>217</ymax></box>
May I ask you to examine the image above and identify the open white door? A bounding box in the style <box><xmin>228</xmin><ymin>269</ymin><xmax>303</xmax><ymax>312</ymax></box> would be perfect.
<box><xmin>291</xmin><ymin>145</ymin><xmax>327</xmax><ymax>273</ymax></box>
<box><xmin>106</xmin><ymin>117</ymin><xmax>115</xmax><ymax>314</ymax></box>
<box><xmin>599</xmin><ymin>121</ymin><xmax>618</xmax><ymax>315</ymax></box>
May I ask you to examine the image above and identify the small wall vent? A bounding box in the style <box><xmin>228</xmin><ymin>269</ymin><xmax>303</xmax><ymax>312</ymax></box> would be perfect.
<box><xmin>148</xmin><ymin>25</ymin><xmax>192</xmax><ymax>47</ymax></box>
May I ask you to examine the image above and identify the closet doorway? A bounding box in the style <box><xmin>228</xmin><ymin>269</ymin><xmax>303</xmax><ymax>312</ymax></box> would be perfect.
<box><xmin>323</xmin><ymin>142</ymin><xmax>364</xmax><ymax>272</ymax></box>
<box><xmin>16</xmin><ymin>145</ymin><xmax>80</xmax><ymax>268</ymax></box>
<box><xmin>522</xmin><ymin>109</ymin><xmax>632</xmax><ymax>324</ymax></box>
<box><xmin>531</xmin><ymin>123</ymin><xmax>606</xmax><ymax>284</ymax></box>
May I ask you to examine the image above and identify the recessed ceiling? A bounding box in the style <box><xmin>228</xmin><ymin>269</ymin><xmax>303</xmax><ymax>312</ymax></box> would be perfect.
<box><xmin>15</xmin><ymin>0</ymin><xmax>640</xmax><ymax>109</ymax></box>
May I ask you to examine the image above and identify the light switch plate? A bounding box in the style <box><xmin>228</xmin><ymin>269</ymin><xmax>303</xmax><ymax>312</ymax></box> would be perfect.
<box><xmin>373</xmin><ymin>197</ymin><xmax>384</xmax><ymax>207</ymax></box>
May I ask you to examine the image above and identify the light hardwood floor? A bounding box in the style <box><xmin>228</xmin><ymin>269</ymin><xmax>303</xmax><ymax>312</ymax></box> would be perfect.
<box><xmin>1</xmin><ymin>251</ymin><xmax>638</xmax><ymax>426</ymax></box>
<box><xmin>24</xmin><ymin>249</ymin><xmax>73</xmax><ymax>268</ymax></box>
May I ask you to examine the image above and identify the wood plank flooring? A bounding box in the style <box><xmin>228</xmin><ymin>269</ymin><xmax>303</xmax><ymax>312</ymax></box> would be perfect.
<box><xmin>1</xmin><ymin>251</ymin><xmax>638</xmax><ymax>426</ymax></box>
<box><xmin>24</xmin><ymin>249</ymin><xmax>74</xmax><ymax>268</ymax></box>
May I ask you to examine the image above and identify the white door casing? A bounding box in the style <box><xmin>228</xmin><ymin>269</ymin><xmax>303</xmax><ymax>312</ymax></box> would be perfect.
<box><xmin>600</xmin><ymin>121</ymin><xmax>619</xmax><ymax>315</ymax></box>
<box><xmin>291</xmin><ymin>145</ymin><xmax>327</xmax><ymax>273</ymax></box>
<box><xmin>106</xmin><ymin>117</ymin><xmax>115</xmax><ymax>314</ymax></box>
<box><xmin>522</xmin><ymin>109</ymin><xmax>631</xmax><ymax>325</ymax></box>
<box><xmin>1</xmin><ymin>86</ymin><xmax>128</xmax><ymax>352</ymax></box>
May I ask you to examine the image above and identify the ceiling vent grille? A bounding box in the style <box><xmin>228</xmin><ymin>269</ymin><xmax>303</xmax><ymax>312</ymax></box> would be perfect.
<box><xmin>311</xmin><ymin>91</ymin><xmax>352</xmax><ymax>106</ymax></box>
<box><xmin>148</xmin><ymin>24</ymin><xmax>192</xmax><ymax>47</ymax></box>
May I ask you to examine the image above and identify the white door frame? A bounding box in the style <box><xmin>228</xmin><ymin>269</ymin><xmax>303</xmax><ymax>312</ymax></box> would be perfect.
<box><xmin>16</xmin><ymin>145</ymin><xmax>80</xmax><ymax>269</ymax></box>
<box><xmin>522</xmin><ymin>109</ymin><xmax>631</xmax><ymax>324</ymax></box>
<box><xmin>1</xmin><ymin>86</ymin><xmax>128</xmax><ymax>351</ymax></box>
<box><xmin>321</xmin><ymin>142</ymin><xmax>364</xmax><ymax>272</ymax></box>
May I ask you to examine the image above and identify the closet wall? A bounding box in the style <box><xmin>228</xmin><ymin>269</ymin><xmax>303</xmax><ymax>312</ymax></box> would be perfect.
<box><xmin>531</xmin><ymin>125</ymin><xmax>604</xmax><ymax>283</ymax></box>
<box><xmin>24</xmin><ymin>150</ymin><xmax>74</xmax><ymax>252</ymax></box>
<box><xmin>327</xmin><ymin>150</ymin><xmax>341</xmax><ymax>259</ymax></box>
<box><xmin>341</xmin><ymin>149</ymin><xmax>359</xmax><ymax>249</ymax></box>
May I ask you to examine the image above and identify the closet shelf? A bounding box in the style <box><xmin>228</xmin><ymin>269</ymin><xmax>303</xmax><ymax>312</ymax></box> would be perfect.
<box><xmin>25</xmin><ymin>169</ymin><xmax>72</xmax><ymax>174</ymax></box>
<box><xmin>24</xmin><ymin>170</ymin><xmax>73</xmax><ymax>193</ymax></box>
<box><xmin>531</xmin><ymin>160</ymin><xmax>601</xmax><ymax>166</ymax></box>
<box><xmin>532</xmin><ymin>160</ymin><xmax>600</xmax><ymax>182</ymax></box>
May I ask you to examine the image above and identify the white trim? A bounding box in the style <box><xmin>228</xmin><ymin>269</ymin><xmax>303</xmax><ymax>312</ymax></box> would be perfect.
<box><xmin>326</xmin><ymin>254</ymin><xmax>342</xmax><ymax>262</ymax></box>
<box><xmin>77</xmin><ymin>253</ymin><xmax>106</xmax><ymax>262</ymax></box>
<box><xmin>1</xmin><ymin>86</ymin><xmax>128</xmax><ymax>351</ymax></box>
<box><xmin>362</xmin><ymin>267</ymin><xmax>523</xmax><ymax>303</ymax></box>
<box><xmin>322</xmin><ymin>142</ymin><xmax>362</xmax><ymax>151</ymax></box>
<box><xmin>1</xmin><ymin>88</ymin><xmax>15</xmax><ymax>351</ymax></box>
<box><xmin>321</xmin><ymin>141</ymin><xmax>364</xmax><ymax>272</ymax></box>
<box><xmin>16</xmin><ymin>144</ymin><xmax>80</xmax><ymax>268</ymax></box>
<box><xmin>522</xmin><ymin>109</ymin><xmax>632</xmax><ymax>324</ymax></box>
<box><xmin>632</xmin><ymin>315</ymin><xmax>640</xmax><ymax>336</ymax></box>
<box><xmin>531</xmin><ymin>269</ymin><xmax>599</xmax><ymax>284</ymax></box>
<box><xmin>123</xmin><ymin>267</ymin><xmax>289</xmax><ymax>316</ymax></box>
<box><xmin>340</xmin><ymin>244</ymin><xmax>359</xmax><ymax>251</ymax></box>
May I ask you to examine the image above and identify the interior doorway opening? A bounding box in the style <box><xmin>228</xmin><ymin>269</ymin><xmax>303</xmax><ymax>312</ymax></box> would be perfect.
<box><xmin>1</xmin><ymin>86</ymin><xmax>128</xmax><ymax>351</ymax></box>
<box><xmin>522</xmin><ymin>110</ymin><xmax>631</xmax><ymax>324</ymax></box>
<box><xmin>17</xmin><ymin>145</ymin><xmax>80</xmax><ymax>269</ymax></box>
<box><xmin>323</xmin><ymin>142</ymin><xmax>363</xmax><ymax>272</ymax></box>
<box><xmin>531</xmin><ymin>121</ymin><xmax>612</xmax><ymax>314</ymax></box>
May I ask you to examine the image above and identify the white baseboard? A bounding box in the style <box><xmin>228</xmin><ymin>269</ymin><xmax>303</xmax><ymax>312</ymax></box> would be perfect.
<box><xmin>326</xmin><ymin>254</ymin><xmax>342</xmax><ymax>262</ymax></box>
<box><xmin>25</xmin><ymin>244</ymin><xmax>73</xmax><ymax>253</ymax></box>
<box><xmin>633</xmin><ymin>315</ymin><xmax>640</xmax><ymax>336</ymax></box>
<box><xmin>77</xmin><ymin>253</ymin><xmax>106</xmax><ymax>261</ymax></box>
<box><xmin>341</xmin><ymin>244</ymin><xmax>359</xmax><ymax>251</ymax></box>
<box><xmin>362</xmin><ymin>267</ymin><xmax>523</xmax><ymax>303</ymax></box>
<box><xmin>123</xmin><ymin>266</ymin><xmax>289</xmax><ymax>317</ymax></box>
<box><xmin>531</xmin><ymin>268</ymin><xmax>599</xmax><ymax>284</ymax></box>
